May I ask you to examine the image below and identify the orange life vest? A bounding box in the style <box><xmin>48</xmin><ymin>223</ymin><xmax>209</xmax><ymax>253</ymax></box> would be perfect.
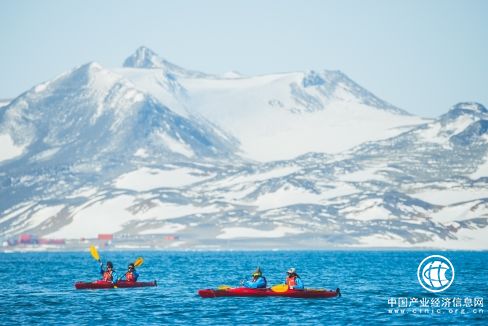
<box><xmin>286</xmin><ymin>276</ymin><xmax>297</xmax><ymax>287</ymax></box>
<box><xmin>102</xmin><ymin>270</ymin><xmax>113</xmax><ymax>282</ymax></box>
<box><xmin>125</xmin><ymin>272</ymin><xmax>136</xmax><ymax>282</ymax></box>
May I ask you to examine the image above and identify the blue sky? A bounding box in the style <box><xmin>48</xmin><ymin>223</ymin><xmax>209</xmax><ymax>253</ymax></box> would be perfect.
<box><xmin>1</xmin><ymin>0</ymin><xmax>486</xmax><ymax>117</ymax></box>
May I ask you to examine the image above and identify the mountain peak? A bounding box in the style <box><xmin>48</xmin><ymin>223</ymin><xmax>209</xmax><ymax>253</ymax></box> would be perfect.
<box><xmin>299</xmin><ymin>69</ymin><xmax>409</xmax><ymax>115</ymax></box>
<box><xmin>122</xmin><ymin>46</ymin><xmax>209</xmax><ymax>78</ymax></box>
<box><xmin>441</xmin><ymin>102</ymin><xmax>488</xmax><ymax>121</ymax></box>
<box><xmin>302</xmin><ymin>70</ymin><xmax>325</xmax><ymax>87</ymax></box>
<box><xmin>123</xmin><ymin>46</ymin><xmax>164</xmax><ymax>69</ymax></box>
<box><xmin>53</xmin><ymin>61</ymin><xmax>122</xmax><ymax>91</ymax></box>
<box><xmin>450</xmin><ymin>102</ymin><xmax>487</xmax><ymax>114</ymax></box>
<box><xmin>75</xmin><ymin>61</ymin><xmax>105</xmax><ymax>75</ymax></box>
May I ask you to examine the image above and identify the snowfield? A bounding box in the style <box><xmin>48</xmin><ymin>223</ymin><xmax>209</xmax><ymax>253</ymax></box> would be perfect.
<box><xmin>0</xmin><ymin>133</ymin><xmax>25</xmax><ymax>162</ymax></box>
<box><xmin>120</xmin><ymin>66</ymin><xmax>426</xmax><ymax>161</ymax></box>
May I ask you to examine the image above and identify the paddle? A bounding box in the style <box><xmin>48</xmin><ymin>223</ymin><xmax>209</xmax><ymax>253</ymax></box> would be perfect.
<box><xmin>218</xmin><ymin>275</ymin><xmax>250</xmax><ymax>290</ymax></box>
<box><xmin>271</xmin><ymin>284</ymin><xmax>289</xmax><ymax>292</ymax></box>
<box><xmin>133</xmin><ymin>257</ymin><xmax>144</xmax><ymax>267</ymax></box>
<box><xmin>89</xmin><ymin>245</ymin><xmax>100</xmax><ymax>262</ymax></box>
<box><xmin>217</xmin><ymin>285</ymin><xmax>232</xmax><ymax>290</ymax></box>
<box><xmin>220</xmin><ymin>283</ymin><xmax>288</xmax><ymax>292</ymax></box>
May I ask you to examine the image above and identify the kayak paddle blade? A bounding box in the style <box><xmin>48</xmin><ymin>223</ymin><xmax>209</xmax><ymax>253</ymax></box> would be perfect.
<box><xmin>89</xmin><ymin>245</ymin><xmax>100</xmax><ymax>261</ymax></box>
<box><xmin>217</xmin><ymin>285</ymin><xmax>232</xmax><ymax>290</ymax></box>
<box><xmin>271</xmin><ymin>284</ymin><xmax>289</xmax><ymax>292</ymax></box>
<box><xmin>134</xmin><ymin>257</ymin><xmax>144</xmax><ymax>267</ymax></box>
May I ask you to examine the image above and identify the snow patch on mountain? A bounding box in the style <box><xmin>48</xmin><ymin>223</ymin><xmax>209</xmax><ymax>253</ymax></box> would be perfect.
<box><xmin>157</xmin><ymin>132</ymin><xmax>194</xmax><ymax>158</ymax></box>
<box><xmin>181</xmin><ymin>83</ymin><xmax>425</xmax><ymax>160</ymax></box>
<box><xmin>29</xmin><ymin>147</ymin><xmax>60</xmax><ymax>162</ymax></box>
<box><xmin>45</xmin><ymin>194</ymin><xmax>220</xmax><ymax>239</ymax></box>
<box><xmin>410</xmin><ymin>188</ymin><xmax>488</xmax><ymax>206</ymax></box>
<box><xmin>114</xmin><ymin>167</ymin><xmax>212</xmax><ymax>191</ymax></box>
<box><xmin>470</xmin><ymin>156</ymin><xmax>488</xmax><ymax>179</ymax></box>
<box><xmin>416</xmin><ymin>115</ymin><xmax>477</xmax><ymax>146</ymax></box>
<box><xmin>46</xmin><ymin>195</ymin><xmax>137</xmax><ymax>238</ymax></box>
<box><xmin>430</xmin><ymin>199</ymin><xmax>488</xmax><ymax>223</ymax></box>
<box><xmin>339</xmin><ymin>166</ymin><xmax>390</xmax><ymax>182</ymax></box>
<box><xmin>0</xmin><ymin>133</ymin><xmax>25</xmax><ymax>162</ymax></box>
<box><xmin>225</xmin><ymin>166</ymin><xmax>300</xmax><ymax>184</ymax></box>
<box><xmin>27</xmin><ymin>204</ymin><xmax>65</xmax><ymax>230</ymax></box>
<box><xmin>253</xmin><ymin>186</ymin><xmax>324</xmax><ymax>210</ymax></box>
<box><xmin>66</xmin><ymin>187</ymin><xmax>98</xmax><ymax>199</ymax></box>
<box><xmin>114</xmin><ymin>67</ymin><xmax>190</xmax><ymax>118</ymax></box>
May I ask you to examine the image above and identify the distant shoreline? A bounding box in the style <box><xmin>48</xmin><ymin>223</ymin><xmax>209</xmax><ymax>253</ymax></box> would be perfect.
<box><xmin>2</xmin><ymin>246</ymin><xmax>487</xmax><ymax>253</ymax></box>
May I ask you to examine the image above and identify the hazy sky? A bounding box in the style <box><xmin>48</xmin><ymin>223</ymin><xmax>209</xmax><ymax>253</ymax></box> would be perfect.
<box><xmin>1</xmin><ymin>0</ymin><xmax>486</xmax><ymax>117</ymax></box>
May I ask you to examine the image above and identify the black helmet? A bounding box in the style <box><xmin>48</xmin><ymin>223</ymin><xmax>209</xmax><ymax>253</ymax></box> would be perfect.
<box><xmin>106</xmin><ymin>261</ymin><xmax>113</xmax><ymax>268</ymax></box>
<box><xmin>128</xmin><ymin>263</ymin><xmax>135</xmax><ymax>269</ymax></box>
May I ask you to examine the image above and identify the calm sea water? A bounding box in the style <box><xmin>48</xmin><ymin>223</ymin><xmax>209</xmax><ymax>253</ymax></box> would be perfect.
<box><xmin>0</xmin><ymin>251</ymin><xmax>486</xmax><ymax>325</ymax></box>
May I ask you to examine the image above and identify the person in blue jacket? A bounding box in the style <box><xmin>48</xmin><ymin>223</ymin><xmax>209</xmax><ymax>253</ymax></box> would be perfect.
<box><xmin>285</xmin><ymin>268</ymin><xmax>304</xmax><ymax>290</ymax></box>
<box><xmin>242</xmin><ymin>267</ymin><xmax>267</xmax><ymax>288</ymax></box>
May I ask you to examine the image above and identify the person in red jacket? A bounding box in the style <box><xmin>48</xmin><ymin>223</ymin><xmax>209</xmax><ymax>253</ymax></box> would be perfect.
<box><xmin>123</xmin><ymin>263</ymin><xmax>139</xmax><ymax>282</ymax></box>
<box><xmin>285</xmin><ymin>268</ymin><xmax>304</xmax><ymax>290</ymax></box>
<box><xmin>99</xmin><ymin>261</ymin><xmax>118</xmax><ymax>283</ymax></box>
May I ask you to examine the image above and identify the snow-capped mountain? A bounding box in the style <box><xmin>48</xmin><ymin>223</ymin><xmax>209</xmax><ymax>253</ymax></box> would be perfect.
<box><xmin>0</xmin><ymin>61</ymin><xmax>237</xmax><ymax>165</ymax></box>
<box><xmin>118</xmin><ymin>47</ymin><xmax>426</xmax><ymax>161</ymax></box>
<box><xmin>0</xmin><ymin>59</ymin><xmax>238</xmax><ymax>239</ymax></box>
<box><xmin>351</xmin><ymin>102</ymin><xmax>488</xmax><ymax>180</ymax></box>
<box><xmin>0</xmin><ymin>47</ymin><xmax>486</xmax><ymax>249</ymax></box>
<box><xmin>153</xmin><ymin>103</ymin><xmax>487</xmax><ymax>249</ymax></box>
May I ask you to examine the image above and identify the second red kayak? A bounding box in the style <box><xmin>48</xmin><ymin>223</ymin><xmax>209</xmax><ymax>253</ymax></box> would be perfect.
<box><xmin>198</xmin><ymin>287</ymin><xmax>340</xmax><ymax>298</ymax></box>
<box><xmin>75</xmin><ymin>280</ymin><xmax>157</xmax><ymax>290</ymax></box>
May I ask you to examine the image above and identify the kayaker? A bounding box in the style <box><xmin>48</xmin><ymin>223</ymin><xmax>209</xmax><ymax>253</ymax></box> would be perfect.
<box><xmin>123</xmin><ymin>263</ymin><xmax>139</xmax><ymax>282</ymax></box>
<box><xmin>99</xmin><ymin>261</ymin><xmax>118</xmax><ymax>284</ymax></box>
<box><xmin>285</xmin><ymin>268</ymin><xmax>304</xmax><ymax>290</ymax></box>
<box><xmin>242</xmin><ymin>267</ymin><xmax>267</xmax><ymax>288</ymax></box>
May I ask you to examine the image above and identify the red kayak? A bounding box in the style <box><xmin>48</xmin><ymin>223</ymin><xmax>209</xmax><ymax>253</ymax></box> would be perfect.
<box><xmin>198</xmin><ymin>287</ymin><xmax>340</xmax><ymax>298</ymax></box>
<box><xmin>75</xmin><ymin>280</ymin><xmax>157</xmax><ymax>290</ymax></box>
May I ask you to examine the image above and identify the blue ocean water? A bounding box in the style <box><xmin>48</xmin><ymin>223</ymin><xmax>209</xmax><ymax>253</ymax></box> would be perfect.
<box><xmin>1</xmin><ymin>251</ymin><xmax>486</xmax><ymax>325</ymax></box>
